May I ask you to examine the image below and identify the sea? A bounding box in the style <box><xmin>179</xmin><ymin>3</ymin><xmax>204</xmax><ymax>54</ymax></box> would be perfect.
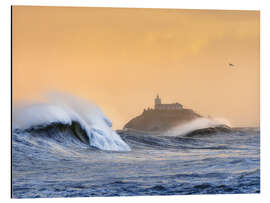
<box><xmin>12</xmin><ymin>94</ymin><xmax>260</xmax><ymax>198</ymax></box>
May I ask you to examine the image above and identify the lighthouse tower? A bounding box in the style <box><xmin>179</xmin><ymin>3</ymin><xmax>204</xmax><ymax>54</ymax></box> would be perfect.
<box><xmin>155</xmin><ymin>94</ymin><xmax>161</xmax><ymax>109</ymax></box>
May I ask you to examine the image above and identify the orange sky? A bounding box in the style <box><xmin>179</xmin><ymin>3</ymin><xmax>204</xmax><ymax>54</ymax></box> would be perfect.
<box><xmin>12</xmin><ymin>6</ymin><xmax>260</xmax><ymax>129</ymax></box>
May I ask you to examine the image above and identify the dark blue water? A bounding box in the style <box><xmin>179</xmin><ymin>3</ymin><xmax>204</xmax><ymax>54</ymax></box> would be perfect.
<box><xmin>12</xmin><ymin>126</ymin><xmax>260</xmax><ymax>198</ymax></box>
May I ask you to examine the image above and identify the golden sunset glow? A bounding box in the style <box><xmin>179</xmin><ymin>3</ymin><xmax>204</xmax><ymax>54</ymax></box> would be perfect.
<box><xmin>12</xmin><ymin>6</ymin><xmax>260</xmax><ymax>129</ymax></box>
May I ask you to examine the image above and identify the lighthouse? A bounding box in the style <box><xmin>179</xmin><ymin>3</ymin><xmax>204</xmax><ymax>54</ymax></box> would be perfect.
<box><xmin>155</xmin><ymin>94</ymin><xmax>162</xmax><ymax>109</ymax></box>
<box><xmin>154</xmin><ymin>94</ymin><xmax>182</xmax><ymax>110</ymax></box>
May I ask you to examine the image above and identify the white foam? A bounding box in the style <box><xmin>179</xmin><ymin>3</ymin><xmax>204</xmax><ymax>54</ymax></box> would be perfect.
<box><xmin>165</xmin><ymin>117</ymin><xmax>231</xmax><ymax>136</ymax></box>
<box><xmin>12</xmin><ymin>92</ymin><xmax>131</xmax><ymax>151</ymax></box>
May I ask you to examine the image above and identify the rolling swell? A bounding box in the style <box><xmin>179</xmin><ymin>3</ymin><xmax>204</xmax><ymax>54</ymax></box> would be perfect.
<box><xmin>117</xmin><ymin>125</ymin><xmax>244</xmax><ymax>151</ymax></box>
<box><xmin>20</xmin><ymin>121</ymin><xmax>90</xmax><ymax>145</ymax></box>
<box><xmin>183</xmin><ymin>125</ymin><xmax>232</xmax><ymax>137</ymax></box>
<box><xmin>12</xmin><ymin>122</ymin><xmax>260</xmax><ymax>198</ymax></box>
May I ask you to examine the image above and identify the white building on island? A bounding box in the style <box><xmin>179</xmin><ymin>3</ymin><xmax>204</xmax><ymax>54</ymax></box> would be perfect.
<box><xmin>154</xmin><ymin>94</ymin><xmax>183</xmax><ymax>110</ymax></box>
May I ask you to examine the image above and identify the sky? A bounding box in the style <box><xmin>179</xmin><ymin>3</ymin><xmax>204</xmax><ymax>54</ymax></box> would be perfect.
<box><xmin>12</xmin><ymin>6</ymin><xmax>260</xmax><ymax>129</ymax></box>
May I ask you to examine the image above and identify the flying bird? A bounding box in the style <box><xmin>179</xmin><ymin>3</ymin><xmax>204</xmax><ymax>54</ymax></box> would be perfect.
<box><xmin>228</xmin><ymin>63</ymin><xmax>235</xmax><ymax>67</ymax></box>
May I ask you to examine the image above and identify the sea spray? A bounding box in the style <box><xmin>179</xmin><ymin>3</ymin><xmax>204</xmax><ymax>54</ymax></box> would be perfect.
<box><xmin>165</xmin><ymin>117</ymin><xmax>231</xmax><ymax>136</ymax></box>
<box><xmin>12</xmin><ymin>92</ymin><xmax>131</xmax><ymax>151</ymax></box>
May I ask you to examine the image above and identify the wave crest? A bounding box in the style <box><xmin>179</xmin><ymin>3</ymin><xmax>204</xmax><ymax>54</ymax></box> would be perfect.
<box><xmin>12</xmin><ymin>92</ymin><xmax>131</xmax><ymax>151</ymax></box>
<box><xmin>165</xmin><ymin>117</ymin><xmax>231</xmax><ymax>136</ymax></box>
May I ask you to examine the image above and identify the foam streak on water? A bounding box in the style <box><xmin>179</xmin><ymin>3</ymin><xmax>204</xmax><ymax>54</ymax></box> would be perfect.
<box><xmin>12</xmin><ymin>126</ymin><xmax>260</xmax><ymax>198</ymax></box>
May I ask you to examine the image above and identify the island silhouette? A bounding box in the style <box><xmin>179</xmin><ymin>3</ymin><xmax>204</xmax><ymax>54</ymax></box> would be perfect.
<box><xmin>123</xmin><ymin>95</ymin><xmax>231</xmax><ymax>135</ymax></box>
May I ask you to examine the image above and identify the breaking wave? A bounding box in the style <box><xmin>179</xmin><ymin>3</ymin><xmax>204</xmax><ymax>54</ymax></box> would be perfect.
<box><xmin>12</xmin><ymin>92</ymin><xmax>131</xmax><ymax>151</ymax></box>
<box><xmin>165</xmin><ymin>117</ymin><xmax>231</xmax><ymax>137</ymax></box>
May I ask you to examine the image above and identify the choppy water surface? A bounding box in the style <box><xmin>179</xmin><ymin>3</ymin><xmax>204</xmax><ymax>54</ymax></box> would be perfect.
<box><xmin>12</xmin><ymin>126</ymin><xmax>260</xmax><ymax>198</ymax></box>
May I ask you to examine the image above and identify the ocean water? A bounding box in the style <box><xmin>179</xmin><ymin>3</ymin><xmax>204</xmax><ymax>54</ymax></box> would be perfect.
<box><xmin>12</xmin><ymin>126</ymin><xmax>260</xmax><ymax>198</ymax></box>
<box><xmin>11</xmin><ymin>94</ymin><xmax>260</xmax><ymax>198</ymax></box>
